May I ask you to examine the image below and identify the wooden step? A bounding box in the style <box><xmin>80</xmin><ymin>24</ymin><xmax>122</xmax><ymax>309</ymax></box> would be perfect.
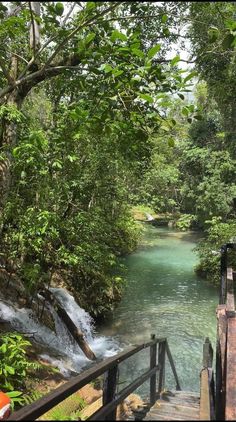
<box><xmin>143</xmin><ymin>391</ymin><xmax>200</xmax><ymax>421</ymax></box>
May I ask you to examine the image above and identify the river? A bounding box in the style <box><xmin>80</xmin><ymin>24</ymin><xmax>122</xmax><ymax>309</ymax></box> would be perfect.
<box><xmin>98</xmin><ymin>224</ymin><xmax>219</xmax><ymax>396</ymax></box>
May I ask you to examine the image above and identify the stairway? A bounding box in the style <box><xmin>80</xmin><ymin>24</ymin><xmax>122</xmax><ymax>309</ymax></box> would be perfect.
<box><xmin>143</xmin><ymin>390</ymin><xmax>200</xmax><ymax>421</ymax></box>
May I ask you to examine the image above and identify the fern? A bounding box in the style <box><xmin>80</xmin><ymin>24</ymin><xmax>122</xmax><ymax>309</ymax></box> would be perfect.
<box><xmin>22</xmin><ymin>390</ymin><xmax>44</xmax><ymax>405</ymax></box>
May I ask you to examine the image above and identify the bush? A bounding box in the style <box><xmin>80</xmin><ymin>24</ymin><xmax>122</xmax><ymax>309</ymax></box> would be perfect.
<box><xmin>0</xmin><ymin>333</ymin><xmax>41</xmax><ymax>391</ymax></box>
<box><xmin>176</xmin><ymin>214</ymin><xmax>196</xmax><ymax>231</ymax></box>
<box><xmin>195</xmin><ymin>217</ymin><xmax>236</xmax><ymax>283</ymax></box>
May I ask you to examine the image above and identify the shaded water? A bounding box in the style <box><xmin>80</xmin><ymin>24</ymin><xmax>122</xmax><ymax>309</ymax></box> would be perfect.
<box><xmin>98</xmin><ymin>224</ymin><xmax>219</xmax><ymax>395</ymax></box>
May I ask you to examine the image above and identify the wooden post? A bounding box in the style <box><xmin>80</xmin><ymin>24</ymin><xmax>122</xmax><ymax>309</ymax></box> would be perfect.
<box><xmin>103</xmin><ymin>365</ymin><xmax>118</xmax><ymax>421</ymax></box>
<box><xmin>216</xmin><ymin>305</ymin><xmax>227</xmax><ymax>420</ymax></box>
<box><xmin>203</xmin><ymin>337</ymin><xmax>213</xmax><ymax>368</ymax></box>
<box><xmin>220</xmin><ymin>245</ymin><xmax>227</xmax><ymax>304</ymax></box>
<box><xmin>150</xmin><ymin>334</ymin><xmax>157</xmax><ymax>405</ymax></box>
<box><xmin>158</xmin><ymin>341</ymin><xmax>166</xmax><ymax>395</ymax></box>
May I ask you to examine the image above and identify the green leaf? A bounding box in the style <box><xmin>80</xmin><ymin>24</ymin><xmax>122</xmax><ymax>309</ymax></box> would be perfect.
<box><xmin>184</xmin><ymin>71</ymin><xmax>197</xmax><ymax>83</ymax></box>
<box><xmin>138</xmin><ymin>93</ymin><xmax>154</xmax><ymax>103</ymax></box>
<box><xmin>6</xmin><ymin>391</ymin><xmax>23</xmax><ymax>398</ymax></box>
<box><xmin>85</xmin><ymin>33</ymin><xmax>96</xmax><ymax>45</ymax></box>
<box><xmin>182</xmin><ymin>106</ymin><xmax>189</xmax><ymax>116</ymax></box>
<box><xmin>208</xmin><ymin>27</ymin><xmax>219</xmax><ymax>43</ymax></box>
<box><xmin>168</xmin><ymin>138</ymin><xmax>175</xmax><ymax>147</ymax></box>
<box><xmin>178</xmin><ymin>93</ymin><xmax>185</xmax><ymax>100</ymax></box>
<box><xmin>222</xmin><ymin>33</ymin><xmax>235</xmax><ymax>49</ymax></box>
<box><xmin>52</xmin><ymin>160</ymin><xmax>62</xmax><ymax>169</ymax></box>
<box><xmin>163</xmin><ymin>27</ymin><xmax>170</xmax><ymax>36</ymax></box>
<box><xmin>111</xmin><ymin>30</ymin><xmax>127</xmax><ymax>42</ymax></box>
<box><xmin>0</xmin><ymin>343</ymin><xmax>7</xmax><ymax>353</ymax></box>
<box><xmin>86</xmin><ymin>2</ymin><xmax>96</xmax><ymax>10</ymax></box>
<box><xmin>101</xmin><ymin>64</ymin><xmax>113</xmax><ymax>74</ymax></box>
<box><xmin>5</xmin><ymin>365</ymin><xmax>15</xmax><ymax>374</ymax></box>
<box><xmin>170</xmin><ymin>55</ymin><xmax>180</xmax><ymax>66</ymax></box>
<box><xmin>112</xmin><ymin>69</ymin><xmax>124</xmax><ymax>77</ymax></box>
<box><xmin>147</xmin><ymin>44</ymin><xmax>161</xmax><ymax>59</ymax></box>
<box><xmin>132</xmin><ymin>48</ymin><xmax>144</xmax><ymax>58</ymax></box>
<box><xmin>187</xmin><ymin>117</ymin><xmax>192</xmax><ymax>124</ymax></box>
<box><xmin>55</xmin><ymin>2</ymin><xmax>64</xmax><ymax>16</ymax></box>
<box><xmin>188</xmin><ymin>104</ymin><xmax>195</xmax><ymax>113</ymax></box>
<box><xmin>193</xmin><ymin>114</ymin><xmax>203</xmax><ymax>120</ymax></box>
<box><xmin>67</xmin><ymin>155</ymin><xmax>77</xmax><ymax>163</ymax></box>
<box><xmin>161</xmin><ymin>14</ymin><xmax>168</xmax><ymax>24</ymax></box>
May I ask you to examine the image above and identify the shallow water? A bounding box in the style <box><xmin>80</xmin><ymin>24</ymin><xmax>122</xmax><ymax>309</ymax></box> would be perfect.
<box><xmin>98</xmin><ymin>224</ymin><xmax>219</xmax><ymax>396</ymax></box>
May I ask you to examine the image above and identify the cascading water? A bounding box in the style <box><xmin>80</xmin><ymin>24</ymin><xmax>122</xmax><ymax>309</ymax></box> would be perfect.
<box><xmin>0</xmin><ymin>288</ymin><xmax>120</xmax><ymax>375</ymax></box>
<box><xmin>49</xmin><ymin>288</ymin><xmax>94</xmax><ymax>342</ymax></box>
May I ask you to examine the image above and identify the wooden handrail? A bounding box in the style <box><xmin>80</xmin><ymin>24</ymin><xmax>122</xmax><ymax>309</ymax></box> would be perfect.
<box><xmin>166</xmin><ymin>341</ymin><xmax>181</xmax><ymax>391</ymax></box>
<box><xmin>200</xmin><ymin>338</ymin><xmax>215</xmax><ymax>421</ymax></box>
<box><xmin>89</xmin><ymin>366</ymin><xmax>160</xmax><ymax>421</ymax></box>
<box><xmin>216</xmin><ymin>243</ymin><xmax>236</xmax><ymax>420</ymax></box>
<box><xmin>8</xmin><ymin>335</ymin><xmax>181</xmax><ymax>421</ymax></box>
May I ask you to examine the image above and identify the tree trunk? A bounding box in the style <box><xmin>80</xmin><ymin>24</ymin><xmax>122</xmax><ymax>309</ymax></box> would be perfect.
<box><xmin>0</xmin><ymin>91</ymin><xmax>22</xmax><ymax>216</ymax></box>
<box><xmin>56</xmin><ymin>303</ymin><xmax>97</xmax><ymax>361</ymax></box>
<box><xmin>39</xmin><ymin>289</ymin><xmax>97</xmax><ymax>361</ymax></box>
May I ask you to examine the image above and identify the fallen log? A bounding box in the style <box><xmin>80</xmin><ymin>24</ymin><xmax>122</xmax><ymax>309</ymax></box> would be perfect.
<box><xmin>39</xmin><ymin>289</ymin><xmax>96</xmax><ymax>361</ymax></box>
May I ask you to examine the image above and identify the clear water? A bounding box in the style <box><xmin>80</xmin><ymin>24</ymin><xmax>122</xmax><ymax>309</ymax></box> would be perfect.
<box><xmin>98</xmin><ymin>224</ymin><xmax>219</xmax><ymax>396</ymax></box>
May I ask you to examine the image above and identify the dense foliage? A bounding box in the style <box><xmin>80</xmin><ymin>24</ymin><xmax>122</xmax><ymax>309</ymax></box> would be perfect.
<box><xmin>0</xmin><ymin>1</ymin><xmax>235</xmax><ymax>321</ymax></box>
<box><xmin>0</xmin><ymin>2</ymin><xmax>198</xmax><ymax>316</ymax></box>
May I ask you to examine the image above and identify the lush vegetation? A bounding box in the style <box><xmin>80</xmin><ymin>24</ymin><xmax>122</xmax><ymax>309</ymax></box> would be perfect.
<box><xmin>0</xmin><ymin>332</ymin><xmax>55</xmax><ymax>409</ymax></box>
<box><xmin>0</xmin><ymin>1</ymin><xmax>235</xmax><ymax>319</ymax></box>
<box><xmin>0</xmin><ymin>1</ymin><xmax>235</xmax><ymax>415</ymax></box>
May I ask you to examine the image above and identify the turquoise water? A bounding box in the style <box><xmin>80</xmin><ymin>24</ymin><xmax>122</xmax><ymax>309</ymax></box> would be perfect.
<box><xmin>98</xmin><ymin>224</ymin><xmax>219</xmax><ymax>396</ymax></box>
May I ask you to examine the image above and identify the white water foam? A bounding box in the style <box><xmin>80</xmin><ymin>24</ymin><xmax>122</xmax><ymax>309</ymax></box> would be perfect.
<box><xmin>0</xmin><ymin>290</ymin><xmax>120</xmax><ymax>374</ymax></box>
<box><xmin>49</xmin><ymin>288</ymin><xmax>120</xmax><ymax>359</ymax></box>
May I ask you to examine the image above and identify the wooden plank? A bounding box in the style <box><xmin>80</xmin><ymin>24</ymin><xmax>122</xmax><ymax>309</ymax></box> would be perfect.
<box><xmin>8</xmin><ymin>339</ymin><xmax>163</xmax><ymax>421</ymax></box>
<box><xmin>165</xmin><ymin>342</ymin><xmax>181</xmax><ymax>390</ymax></box>
<box><xmin>200</xmin><ymin>368</ymin><xmax>210</xmax><ymax>420</ymax></box>
<box><xmin>158</xmin><ymin>397</ymin><xmax>199</xmax><ymax>407</ymax></box>
<box><xmin>79</xmin><ymin>398</ymin><xmax>103</xmax><ymax>419</ymax></box>
<box><xmin>151</xmin><ymin>403</ymin><xmax>199</xmax><ymax>414</ymax></box>
<box><xmin>225</xmin><ymin>317</ymin><xmax>236</xmax><ymax>420</ymax></box>
<box><xmin>144</xmin><ymin>391</ymin><xmax>200</xmax><ymax>421</ymax></box>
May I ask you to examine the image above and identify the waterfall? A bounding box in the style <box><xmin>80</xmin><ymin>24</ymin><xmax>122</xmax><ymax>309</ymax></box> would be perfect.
<box><xmin>0</xmin><ymin>290</ymin><xmax>120</xmax><ymax>375</ymax></box>
<box><xmin>145</xmin><ymin>212</ymin><xmax>155</xmax><ymax>221</ymax></box>
<box><xmin>49</xmin><ymin>288</ymin><xmax>94</xmax><ymax>342</ymax></box>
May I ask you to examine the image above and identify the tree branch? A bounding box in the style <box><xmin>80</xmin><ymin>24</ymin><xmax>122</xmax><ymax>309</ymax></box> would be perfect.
<box><xmin>43</xmin><ymin>2</ymin><xmax>120</xmax><ymax>69</ymax></box>
<box><xmin>61</xmin><ymin>2</ymin><xmax>76</xmax><ymax>26</ymax></box>
<box><xmin>18</xmin><ymin>2</ymin><xmax>120</xmax><ymax>80</ymax></box>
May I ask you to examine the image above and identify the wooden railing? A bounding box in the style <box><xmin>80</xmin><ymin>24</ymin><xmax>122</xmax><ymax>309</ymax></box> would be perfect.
<box><xmin>8</xmin><ymin>335</ymin><xmax>181</xmax><ymax>421</ymax></box>
<box><xmin>219</xmin><ymin>243</ymin><xmax>236</xmax><ymax>305</ymax></box>
<box><xmin>200</xmin><ymin>338</ymin><xmax>215</xmax><ymax>420</ymax></box>
<box><xmin>216</xmin><ymin>243</ymin><xmax>236</xmax><ymax>420</ymax></box>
